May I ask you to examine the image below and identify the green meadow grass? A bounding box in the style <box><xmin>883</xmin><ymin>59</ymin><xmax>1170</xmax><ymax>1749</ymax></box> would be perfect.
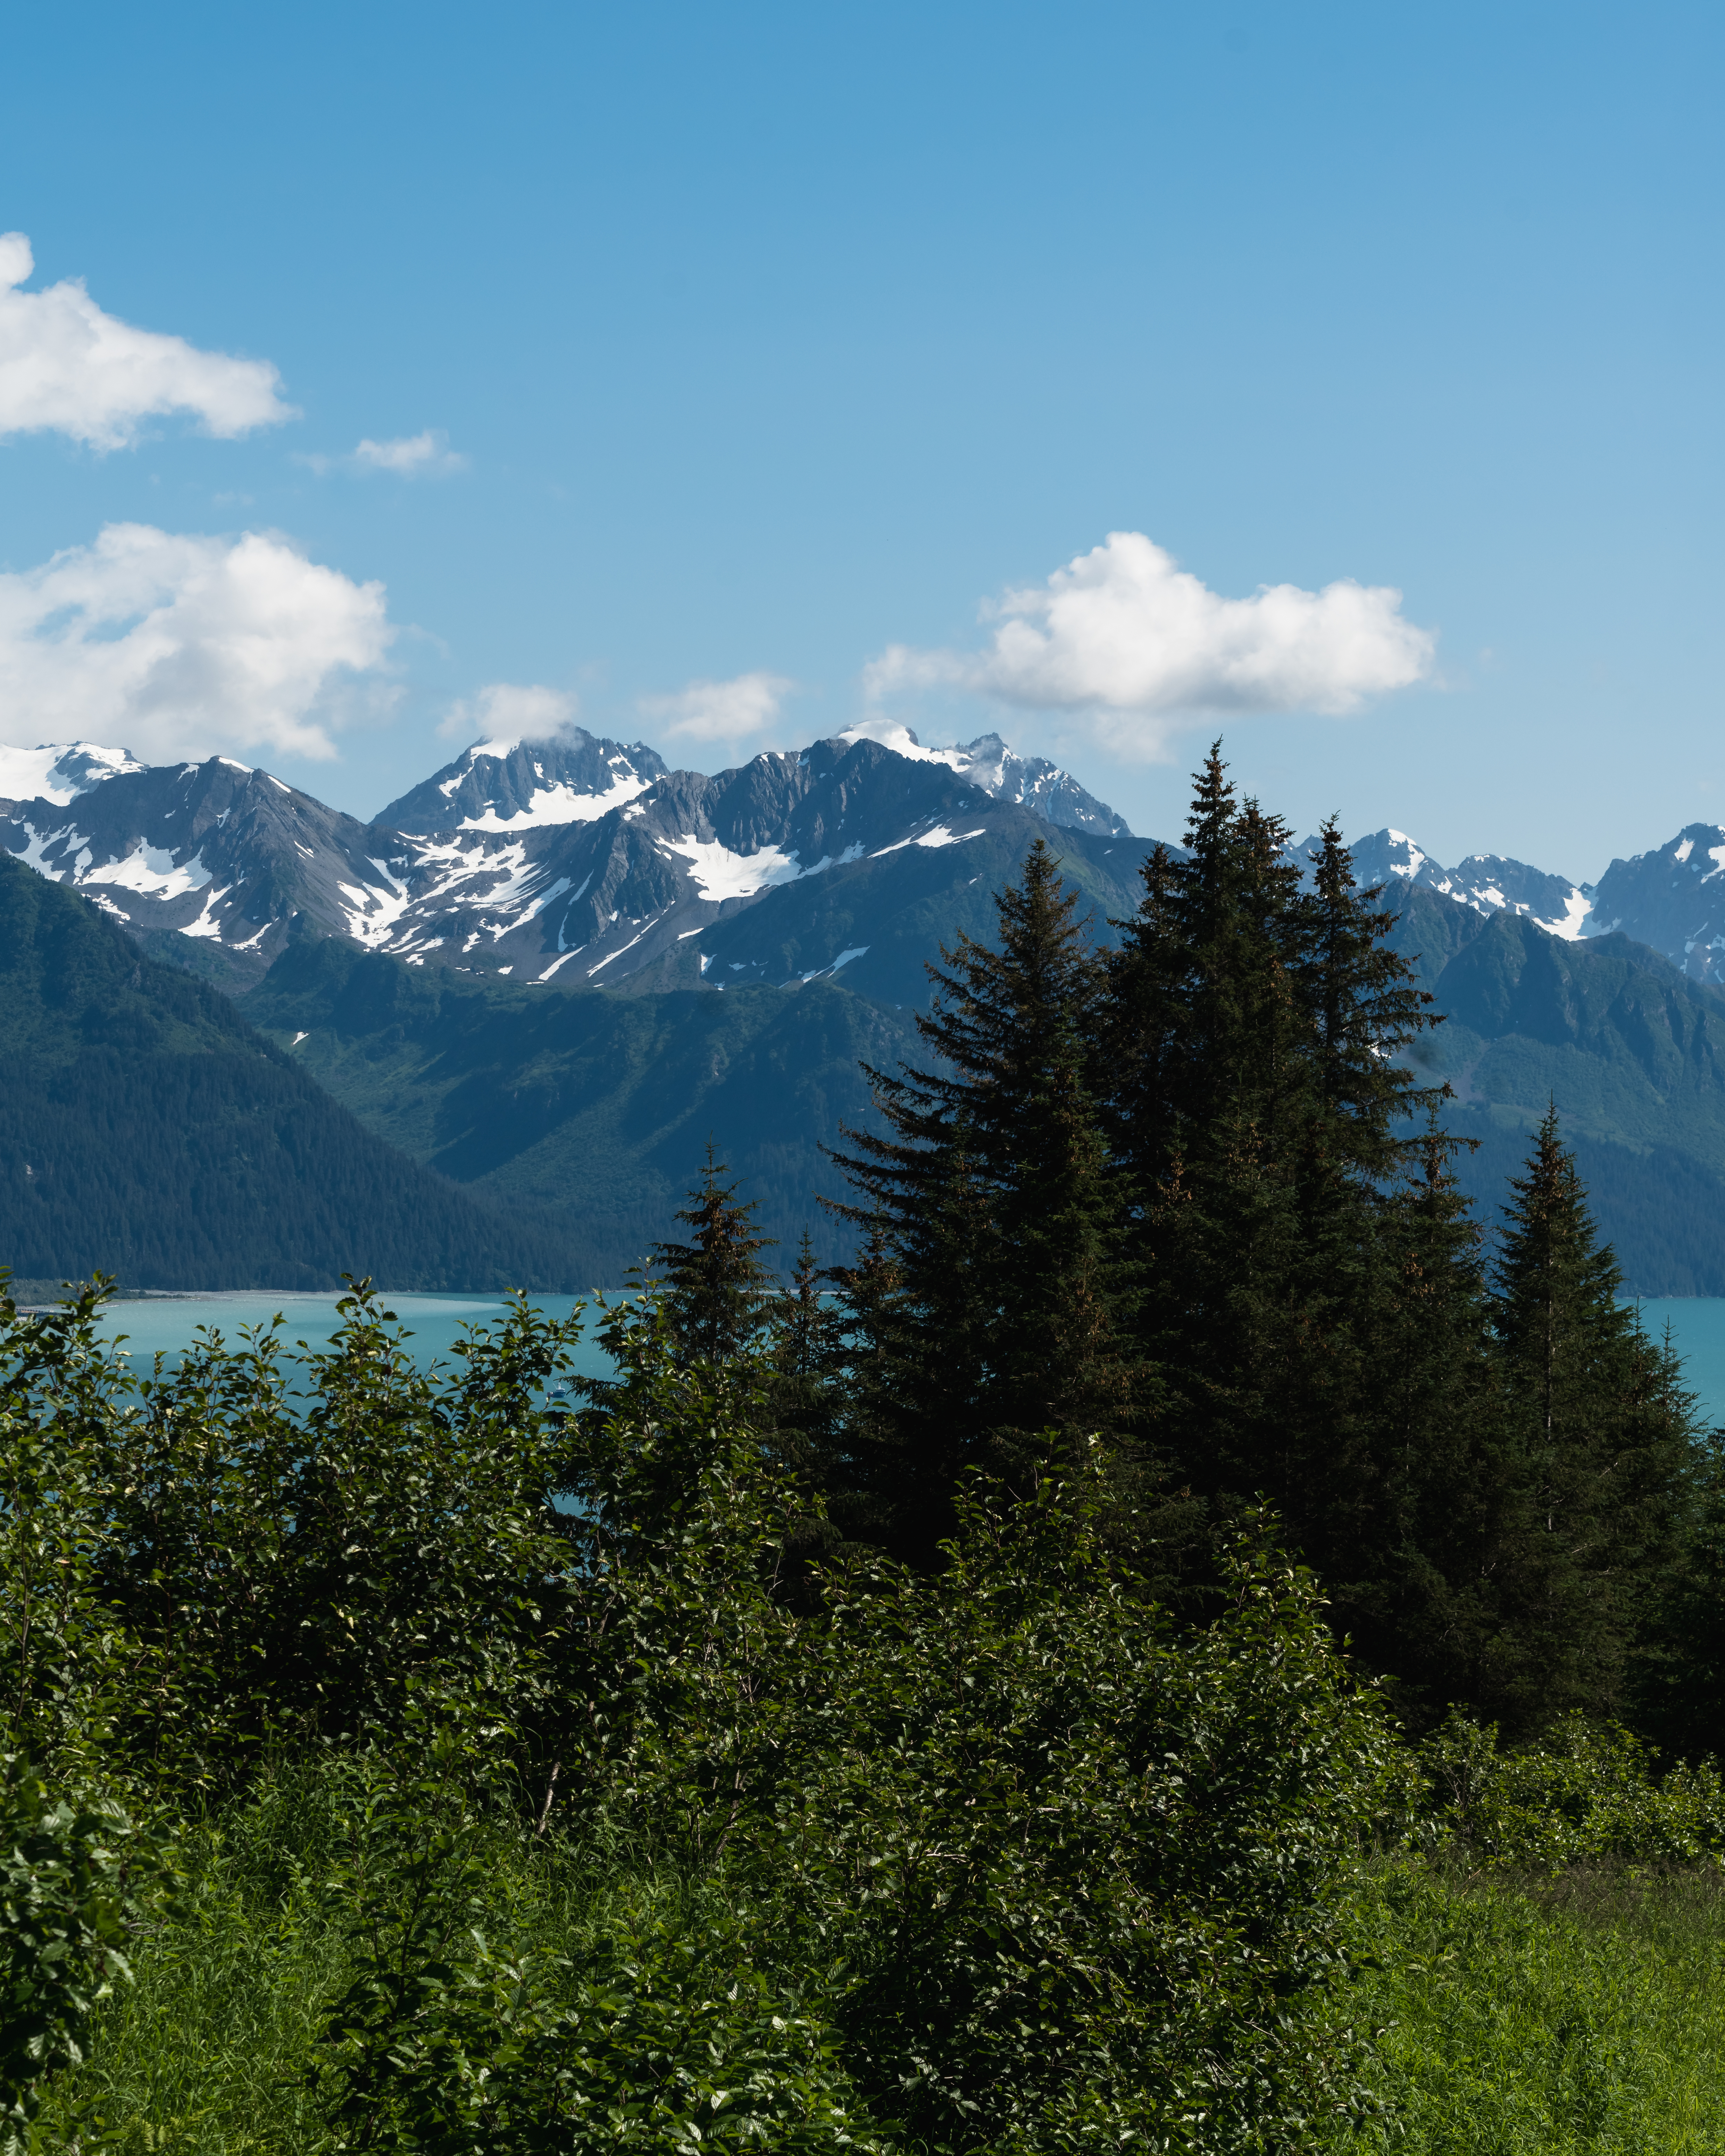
<box><xmin>1335</xmin><ymin>1861</ymin><xmax>1725</xmax><ymax>2154</ymax></box>
<box><xmin>36</xmin><ymin>1799</ymin><xmax>1725</xmax><ymax>2155</ymax></box>
<box><xmin>31</xmin><ymin>1779</ymin><xmax>711</xmax><ymax>2156</ymax></box>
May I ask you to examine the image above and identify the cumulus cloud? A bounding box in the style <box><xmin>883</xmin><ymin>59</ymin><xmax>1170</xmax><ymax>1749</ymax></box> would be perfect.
<box><xmin>303</xmin><ymin>428</ymin><xmax>467</xmax><ymax>477</ymax></box>
<box><xmin>639</xmin><ymin>670</ymin><xmax>793</xmax><ymax>751</ymax></box>
<box><xmin>0</xmin><ymin>232</ymin><xmax>293</xmax><ymax>450</ymax></box>
<box><xmin>437</xmin><ymin>682</ymin><xmax>579</xmax><ymax>744</ymax></box>
<box><xmin>0</xmin><ymin>523</ymin><xmax>394</xmax><ymax>762</ymax></box>
<box><xmin>865</xmin><ymin>532</ymin><xmax>1435</xmax><ymax>754</ymax></box>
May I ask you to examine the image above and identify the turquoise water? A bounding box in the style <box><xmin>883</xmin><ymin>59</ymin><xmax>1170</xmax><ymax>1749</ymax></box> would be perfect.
<box><xmin>44</xmin><ymin>1289</ymin><xmax>1725</xmax><ymax>1432</ymax></box>
<box><xmin>1631</xmin><ymin>1299</ymin><xmax>1725</xmax><ymax>1432</ymax></box>
<box><xmin>86</xmin><ymin>1290</ymin><xmax>618</xmax><ymax>1385</ymax></box>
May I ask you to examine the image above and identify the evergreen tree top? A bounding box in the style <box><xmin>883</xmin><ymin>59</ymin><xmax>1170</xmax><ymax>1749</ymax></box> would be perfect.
<box><xmin>647</xmin><ymin>1142</ymin><xmax>777</xmax><ymax>1365</ymax></box>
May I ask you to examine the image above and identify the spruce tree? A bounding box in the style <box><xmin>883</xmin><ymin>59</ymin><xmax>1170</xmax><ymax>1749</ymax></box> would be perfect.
<box><xmin>1341</xmin><ymin>1101</ymin><xmax>1505</xmax><ymax>1720</ymax></box>
<box><xmin>1483</xmin><ymin>1107</ymin><xmax>1694</xmax><ymax>1732</ymax></box>
<box><xmin>828</xmin><ymin>841</ymin><xmax>1145</xmax><ymax>1565</ymax></box>
<box><xmin>1100</xmin><ymin>752</ymin><xmax>1445</xmax><ymax>1583</ymax></box>
<box><xmin>1298</xmin><ymin>817</ymin><xmax>1438</xmax><ymax>1174</ymax></box>
<box><xmin>762</xmin><ymin>1230</ymin><xmax>845</xmax><ymax>1481</ymax></box>
<box><xmin>647</xmin><ymin>1145</ymin><xmax>777</xmax><ymax>1365</ymax></box>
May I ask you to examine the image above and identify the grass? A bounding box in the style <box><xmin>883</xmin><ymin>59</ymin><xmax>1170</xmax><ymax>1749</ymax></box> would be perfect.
<box><xmin>37</xmin><ymin>1777</ymin><xmax>1725</xmax><ymax>2155</ymax></box>
<box><xmin>30</xmin><ymin>1771</ymin><xmax>714</xmax><ymax>2156</ymax></box>
<box><xmin>1333</xmin><ymin>1860</ymin><xmax>1725</xmax><ymax>2154</ymax></box>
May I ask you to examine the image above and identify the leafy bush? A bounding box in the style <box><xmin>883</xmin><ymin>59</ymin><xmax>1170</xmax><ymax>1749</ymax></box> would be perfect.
<box><xmin>1407</xmin><ymin>1712</ymin><xmax>1725</xmax><ymax>1871</ymax></box>
<box><xmin>0</xmin><ymin>1754</ymin><xmax>170</xmax><ymax>2152</ymax></box>
<box><xmin>0</xmin><ymin>1283</ymin><xmax>1397</xmax><ymax>2150</ymax></box>
<box><xmin>769</xmin><ymin>1469</ymin><xmax>1393</xmax><ymax>2153</ymax></box>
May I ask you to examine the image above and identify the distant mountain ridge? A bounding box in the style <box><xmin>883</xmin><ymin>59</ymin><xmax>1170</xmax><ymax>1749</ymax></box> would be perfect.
<box><xmin>0</xmin><ymin>720</ymin><xmax>1135</xmax><ymax>999</ymax></box>
<box><xmin>12</xmin><ymin>721</ymin><xmax>1725</xmax><ymax>1292</ymax></box>
<box><xmin>1297</xmin><ymin>822</ymin><xmax>1725</xmax><ymax>982</ymax></box>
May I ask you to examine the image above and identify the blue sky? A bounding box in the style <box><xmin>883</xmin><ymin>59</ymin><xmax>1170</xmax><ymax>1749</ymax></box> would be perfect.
<box><xmin>1</xmin><ymin>0</ymin><xmax>1720</xmax><ymax>877</ymax></box>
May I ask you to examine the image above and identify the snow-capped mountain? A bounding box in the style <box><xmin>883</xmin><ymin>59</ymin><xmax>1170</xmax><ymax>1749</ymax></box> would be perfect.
<box><xmin>1331</xmin><ymin>828</ymin><xmax>1595</xmax><ymax>940</ymax></box>
<box><xmin>0</xmin><ymin>741</ymin><xmax>147</xmax><ymax>805</ymax></box>
<box><xmin>836</xmin><ymin>721</ymin><xmax>1131</xmax><ymax>837</ymax></box>
<box><xmin>376</xmin><ymin>733</ymin><xmax>670</xmax><ymax>835</ymax></box>
<box><xmin>0</xmin><ymin>723</ymin><xmax>1135</xmax><ymax>992</ymax></box>
<box><xmin>0</xmin><ymin>752</ymin><xmax>409</xmax><ymax>973</ymax></box>
<box><xmin>23</xmin><ymin>708</ymin><xmax>1725</xmax><ymax>1002</ymax></box>
<box><xmin>1581</xmin><ymin>826</ymin><xmax>1725</xmax><ymax>984</ymax></box>
<box><xmin>1296</xmin><ymin>823</ymin><xmax>1725</xmax><ymax>983</ymax></box>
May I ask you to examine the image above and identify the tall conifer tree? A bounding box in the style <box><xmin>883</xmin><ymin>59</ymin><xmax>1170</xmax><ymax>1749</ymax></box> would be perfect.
<box><xmin>648</xmin><ymin>1145</ymin><xmax>777</xmax><ymax>1364</ymax></box>
<box><xmin>828</xmin><ymin>841</ymin><xmax>1145</xmax><ymax>1565</ymax></box>
<box><xmin>1480</xmin><ymin>1107</ymin><xmax>1694</xmax><ymax>1731</ymax></box>
<box><xmin>1100</xmin><ymin>750</ymin><xmax>1450</xmax><ymax>1594</ymax></box>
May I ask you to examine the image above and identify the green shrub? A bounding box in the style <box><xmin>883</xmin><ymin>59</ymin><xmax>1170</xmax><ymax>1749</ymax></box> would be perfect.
<box><xmin>0</xmin><ymin>1754</ymin><xmax>171</xmax><ymax>2152</ymax></box>
<box><xmin>764</xmin><ymin>1465</ymin><xmax>1395</xmax><ymax>2153</ymax></box>
<box><xmin>1409</xmin><ymin>1712</ymin><xmax>1725</xmax><ymax>1871</ymax></box>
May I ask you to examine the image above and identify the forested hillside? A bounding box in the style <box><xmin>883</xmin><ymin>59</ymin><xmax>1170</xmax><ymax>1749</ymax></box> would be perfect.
<box><xmin>243</xmin><ymin>937</ymin><xmax>926</xmax><ymax>1279</ymax></box>
<box><xmin>0</xmin><ymin>855</ymin><xmax>576</xmax><ymax>1289</ymax></box>
<box><xmin>1387</xmin><ymin>886</ymin><xmax>1725</xmax><ymax>1291</ymax></box>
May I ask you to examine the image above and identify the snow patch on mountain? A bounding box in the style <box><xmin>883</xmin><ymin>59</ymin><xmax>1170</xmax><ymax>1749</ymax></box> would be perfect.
<box><xmin>83</xmin><ymin>843</ymin><xmax>214</xmax><ymax>900</ymax></box>
<box><xmin>661</xmin><ymin>836</ymin><xmax>804</xmax><ymax>902</ymax></box>
<box><xmin>459</xmin><ymin>773</ymin><xmax>652</xmax><ymax>830</ymax></box>
<box><xmin>0</xmin><ymin>742</ymin><xmax>147</xmax><ymax>805</ymax></box>
<box><xmin>872</xmin><ymin>824</ymin><xmax>988</xmax><ymax>856</ymax></box>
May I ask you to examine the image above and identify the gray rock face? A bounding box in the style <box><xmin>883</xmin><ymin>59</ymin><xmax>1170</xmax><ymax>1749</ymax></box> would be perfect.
<box><xmin>1582</xmin><ymin>826</ymin><xmax>1725</xmax><ymax>984</ymax></box>
<box><xmin>0</xmin><ymin>724</ymin><xmax>1140</xmax><ymax>997</ymax></box>
<box><xmin>0</xmin><ymin>756</ymin><xmax>411</xmax><ymax>985</ymax></box>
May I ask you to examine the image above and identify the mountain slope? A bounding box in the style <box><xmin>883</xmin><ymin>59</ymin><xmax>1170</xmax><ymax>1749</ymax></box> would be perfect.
<box><xmin>1386</xmin><ymin>888</ymin><xmax>1725</xmax><ymax>1292</ymax></box>
<box><xmin>242</xmin><ymin>937</ymin><xmax>929</xmax><ymax>1281</ymax></box>
<box><xmin>0</xmin><ymin>854</ymin><xmax>575</xmax><ymax>1290</ymax></box>
<box><xmin>0</xmin><ymin>752</ymin><xmax>411</xmax><ymax>987</ymax></box>
<box><xmin>0</xmin><ymin>725</ymin><xmax>1139</xmax><ymax>995</ymax></box>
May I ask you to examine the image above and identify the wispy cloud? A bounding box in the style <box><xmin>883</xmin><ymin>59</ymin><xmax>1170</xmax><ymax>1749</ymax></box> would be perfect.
<box><xmin>639</xmin><ymin>670</ymin><xmax>793</xmax><ymax>756</ymax></box>
<box><xmin>302</xmin><ymin>428</ymin><xmax>468</xmax><ymax>478</ymax></box>
<box><xmin>865</xmin><ymin>532</ymin><xmax>1435</xmax><ymax>757</ymax></box>
<box><xmin>0</xmin><ymin>232</ymin><xmax>294</xmax><ymax>450</ymax></box>
<box><xmin>0</xmin><ymin>523</ymin><xmax>394</xmax><ymax>762</ymax></box>
<box><xmin>437</xmin><ymin>682</ymin><xmax>578</xmax><ymax>744</ymax></box>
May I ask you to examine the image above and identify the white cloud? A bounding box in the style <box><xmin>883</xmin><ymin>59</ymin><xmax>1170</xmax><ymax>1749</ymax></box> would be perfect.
<box><xmin>0</xmin><ymin>232</ymin><xmax>293</xmax><ymax>450</ymax></box>
<box><xmin>865</xmin><ymin>532</ymin><xmax>1435</xmax><ymax>755</ymax></box>
<box><xmin>437</xmin><ymin>683</ymin><xmax>578</xmax><ymax>744</ymax></box>
<box><xmin>355</xmin><ymin>429</ymin><xmax>467</xmax><ymax>476</ymax></box>
<box><xmin>640</xmin><ymin>670</ymin><xmax>793</xmax><ymax>751</ymax></box>
<box><xmin>301</xmin><ymin>429</ymin><xmax>468</xmax><ymax>478</ymax></box>
<box><xmin>0</xmin><ymin>523</ymin><xmax>394</xmax><ymax>763</ymax></box>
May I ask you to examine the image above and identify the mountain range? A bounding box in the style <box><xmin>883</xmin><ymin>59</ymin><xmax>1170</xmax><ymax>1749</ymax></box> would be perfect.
<box><xmin>7</xmin><ymin>719</ymin><xmax>1725</xmax><ymax>1292</ymax></box>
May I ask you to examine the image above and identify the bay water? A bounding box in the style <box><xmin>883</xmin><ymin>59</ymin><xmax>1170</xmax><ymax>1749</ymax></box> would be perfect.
<box><xmin>86</xmin><ymin>1290</ymin><xmax>619</xmax><ymax>1387</ymax></box>
<box><xmin>71</xmin><ymin>1289</ymin><xmax>1725</xmax><ymax>1432</ymax></box>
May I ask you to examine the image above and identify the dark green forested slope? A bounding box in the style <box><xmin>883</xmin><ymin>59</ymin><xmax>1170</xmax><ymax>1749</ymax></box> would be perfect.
<box><xmin>1388</xmin><ymin>887</ymin><xmax>1725</xmax><ymax>1293</ymax></box>
<box><xmin>242</xmin><ymin>937</ymin><xmax>925</xmax><ymax>1283</ymax></box>
<box><xmin>238</xmin><ymin>871</ymin><xmax>1725</xmax><ymax>1296</ymax></box>
<box><xmin>0</xmin><ymin>855</ymin><xmax>575</xmax><ymax>1289</ymax></box>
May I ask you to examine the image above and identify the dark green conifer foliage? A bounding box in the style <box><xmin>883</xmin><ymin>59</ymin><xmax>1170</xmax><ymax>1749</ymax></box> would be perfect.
<box><xmin>1101</xmin><ymin>758</ymin><xmax>1439</xmax><ymax>1575</ymax></box>
<box><xmin>1482</xmin><ymin>1107</ymin><xmax>1695</xmax><ymax>1733</ymax></box>
<box><xmin>1341</xmin><ymin>1103</ymin><xmax>1505</xmax><ymax>1720</ymax></box>
<box><xmin>647</xmin><ymin>1146</ymin><xmax>777</xmax><ymax>1364</ymax></box>
<box><xmin>1300</xmin><ymin>817</ymin><xmax>1440</xmax><ymax>1171</ymax></box>
<box><xmin>1636</xmin><ymin>1409</ymin><xmax>1725</xmax><ymax>1761</ymax></box>
<box><xmin>828</xmin><ymin>841</ymin><xmax>1145</xmax><ymax>1565</ymax></box>
<box><xmin>762</xmin><ymin>1231</ymin><xmax>844</xmax><ymax>1484</ymax></box>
